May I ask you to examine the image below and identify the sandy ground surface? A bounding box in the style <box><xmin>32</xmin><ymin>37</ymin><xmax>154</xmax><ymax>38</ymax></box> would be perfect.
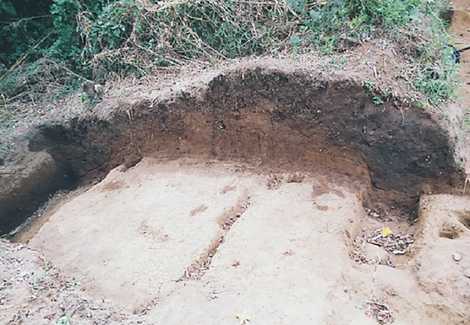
<box><xmin>0</xmin><ymin>158</ymin><xmax>466</xmax><ymax>325</ymax></box>
<box><xmin>28</xmin><ymin>159</ymin><xmax>260</xmax><ymax>312</ymax></box>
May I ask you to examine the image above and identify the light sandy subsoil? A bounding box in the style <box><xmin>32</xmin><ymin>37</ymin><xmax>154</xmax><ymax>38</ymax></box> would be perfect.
<box><xmin>414</xmin><ymin>195</ymin><xmax>470</xmax><ymax>321</ymax></box>
<box><xmin>0</xmin><ymin>158</ymin><xmax>466</xmax><ymax>325</ymax></box>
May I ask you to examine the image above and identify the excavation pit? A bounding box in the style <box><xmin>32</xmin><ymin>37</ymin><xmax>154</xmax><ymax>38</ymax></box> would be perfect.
<box><xmin>1</xmin><ymin>64</ymin><xmax>469</xmax><ymax>324</ymax></box>
<box><xmin>1</xmin><ymin>66</ymin><xmax>464</xmax><ymax>234</ymax></box>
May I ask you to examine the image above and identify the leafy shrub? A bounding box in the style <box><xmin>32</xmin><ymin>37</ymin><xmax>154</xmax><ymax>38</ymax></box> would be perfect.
<box><xmin>0</xmin><ymin>0</ymin><xmax>461</xmax><ymax>106</ymax></box>
<box><xmin>412</xmin><ymin>0</ymin><xmax>458</xmax><ymax>104</ymax></box>
<box><xmin>0</xmin><ymin>0</ymin><xmax>53</xmax><ymax>66</ymax></box>
<box><xmin>49</xmin><ymin>0</ymin><xmax>82</xmax><ymax>68</ymax></box>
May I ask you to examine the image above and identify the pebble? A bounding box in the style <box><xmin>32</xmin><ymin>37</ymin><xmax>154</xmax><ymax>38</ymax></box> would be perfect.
<box><xmin>464</xmin><ymin>269</ymin><xmax>470</xmax><ymax>279</ymax></box>
<box><xmin>452</xmin><ymin>253</ymin><xmax>462</xmax><ymax>262</ymax></box>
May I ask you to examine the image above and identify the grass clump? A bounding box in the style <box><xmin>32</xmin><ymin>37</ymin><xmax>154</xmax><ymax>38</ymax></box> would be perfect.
<box><xmin>411</xmin><ymin>0</ymin><xmax>459</xmax><ymax>105</ymax></box>
<box><xmin>362</xmin><ymin>80</ymin><xmax>394</xmax><ymax>106</ymax></box>
<box><xmin>414</xmin><ymin>46</ymin><xmax>458</xmax><ymax>105</ymax></box>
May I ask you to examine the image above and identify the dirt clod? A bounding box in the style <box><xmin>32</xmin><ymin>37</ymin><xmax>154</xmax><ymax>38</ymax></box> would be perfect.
<box><xmin>366</xmin><ymin>300</ymin><xmax>394</xmax><ymax>324</ymax></box>
<box><xmin>452</xmin><ymin>252</ymin><xmax>462</xmax><ymax>262</ymax></box>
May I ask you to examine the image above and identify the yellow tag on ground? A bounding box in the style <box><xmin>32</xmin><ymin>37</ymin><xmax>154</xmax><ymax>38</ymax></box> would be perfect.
<box><xmin>381</xmin><ymin>227</ymin><xmax>393</xmax><ymax>237</ymax></box>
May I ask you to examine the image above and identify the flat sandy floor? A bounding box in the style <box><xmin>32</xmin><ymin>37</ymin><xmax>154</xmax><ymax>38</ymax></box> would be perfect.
<box><xmin>6</xmin><ymin>158</ymin><xmax>462</xmax><ymax>324</ymax></box>
<box><xmin>28</xmin><ymin>158</ymin><xmax>368</xmax><ymax>318</ymax></box>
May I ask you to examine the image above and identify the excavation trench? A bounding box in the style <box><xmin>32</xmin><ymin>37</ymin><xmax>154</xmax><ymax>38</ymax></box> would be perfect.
<box><xmin>0</xmin><ymin>65</ymin><xmax>468</xmax><ymax>323</ymax></box>
<box><xmin>1</xmin><ymin>67</ymin><xmax>463</xmax><ymax>235</ymax></box>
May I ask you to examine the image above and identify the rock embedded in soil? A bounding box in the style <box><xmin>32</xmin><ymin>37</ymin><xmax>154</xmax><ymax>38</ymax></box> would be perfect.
<box><xmin>364</xmin><ymin>243</ymin><xmax>390</xmax><ymax>262</ymax></box>
<box><xmin>0</xmin><ymin>151</ymin><xmax>69</xmax><ymax>234</ymax></box>
<box><xmin>452</xmin><ymin>252</ymin><xmax>462</xmax><ymax>262</ymax></box>
<box><xmin>464</xmin><ymin>269</ymin><xmax>470</xmax><ymax>278</ymax></box>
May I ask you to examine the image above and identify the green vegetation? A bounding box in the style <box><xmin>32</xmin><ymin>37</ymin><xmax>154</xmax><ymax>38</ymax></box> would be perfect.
<box><xmin>363</xmin><ymin>80</ymin><xmax>383</xmax><ymax>106</ymax></box>
<box><xmin>412</xmin><ymin>1</ymin><xmax>459</xmax><ymax>105</ymax></box>
<box><xmin>362</xmin><ymin>80</ymin><xmax>394</xmax><ymax>106</ymax></box>
<box><xmin>464</xmin><ymin>110</ymin><xmax>470</xmax><ymax>128</ymax></box>
<box><xmin>0</xmin><ymin>0</ymin><xmax>460</xmax><ymax>107</ymax></box>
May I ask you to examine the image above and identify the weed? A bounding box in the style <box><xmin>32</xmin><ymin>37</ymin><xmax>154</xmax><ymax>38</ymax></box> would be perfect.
<box><xmin>414</xmin><ymin>43</ymin><xmax>459</xmax><ymax>105</ymax></box>
<box><xmin>371</xmin><ymin>95</ymin><xmax>384</xmax><ymax>106</ymax></box>
<box><xmin>52</xmin><ymin>77</ymin><xmax>82</xmax><ymax>101</ymax></box>
<box><xmin>363</xmin><ymin>80</ymin><xmax>375</xmax><ymax>93</ymax></box>
<box><xmin>363</xmin><ymin>80</ymin><xmax>392</xmax><ymax>106</ymax></box>
<box><xmin>0</xmin><ymin>0</ymin><xmax>461</xmax><ymax>107</ymax></box>
<box><xmin>327</xmin><ymin>57</ymin><xmax>348</xmax><ymax>70</ymax></box>
<box><xmin>464</xmin><ymin>112</ymin><xmax>470</xmax><ymax>129</ymax></box>
<box><xmin>79</xmin><ymin>92</ymin><xmax>101</xmax><ymax>108</ymax></box>
<box><xmin>56</xmin><ymin>315</ymin><xmax>70</xmax><ymax>325</ymax></box>
<box><xmin>0</xmin><ymin>94</ymin><xmax>14</xmax><ymax>125</ymax></box>
<box><xmin>408</xmin><ymin>0</ymin><xmax>459</xmax><ymax>105</ymax></box>
<box><xmin>412</xmin><ymin>100</ymin><xmax>427</xmax><ymax>109</ymax></box>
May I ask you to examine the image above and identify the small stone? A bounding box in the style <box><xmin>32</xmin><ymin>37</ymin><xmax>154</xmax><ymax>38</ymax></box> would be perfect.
<box><xmin>464</xmin><ymin>269</ymin><xmax>470</xmax><ymax>279</ymax></box>
<box><xmin>452</xmin><ymin>253</ymin><xmax>462</xmax><ymax>262</ymax></box>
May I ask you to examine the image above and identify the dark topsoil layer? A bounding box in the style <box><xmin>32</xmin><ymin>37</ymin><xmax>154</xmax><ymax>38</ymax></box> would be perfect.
<box><xmin>0</xmin><ymin>58</ymin><xmax>467</xmax><ymax>234</ymax></box>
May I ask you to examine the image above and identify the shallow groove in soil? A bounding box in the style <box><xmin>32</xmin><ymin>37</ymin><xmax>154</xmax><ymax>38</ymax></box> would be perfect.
<box><xmin>181</xmin><ymin>194</ymin><xmax>251</xmax><ymax>281</ymax></box>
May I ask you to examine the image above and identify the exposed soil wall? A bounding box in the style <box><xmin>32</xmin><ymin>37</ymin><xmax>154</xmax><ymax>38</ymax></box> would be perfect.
<box><xmin>0</xmin><ymin>65</ymin><xmax>465</xmax><ymax>234</ymax></box>
<box><xmin>0</xmin><ymin>151</ymin><xmax>69</xmax><ymax>234</ymax></box>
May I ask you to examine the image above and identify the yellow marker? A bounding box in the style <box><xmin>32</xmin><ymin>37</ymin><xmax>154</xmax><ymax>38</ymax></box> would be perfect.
<box><xmin>381</xmin><ymin>227</ymin><xmax>393</xmax><ymax>237</ymax></box>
